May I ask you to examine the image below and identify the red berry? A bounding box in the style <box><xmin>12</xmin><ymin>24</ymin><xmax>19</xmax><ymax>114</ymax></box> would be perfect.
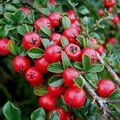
<box><xmin>13</xmin><ymin>55</ymin><xmax>31</xmax><ymax>73</ymax></box>
<box><xmin>108</xmin><ymin>7</ymin><xmax>113</xmax><ymax>13</ymax></box>
<box><xmin>65</xmin><ymin>112</ymin><xmax>71</xmax><ymax>120</ymax></box>
<box><xmin>35</xmin><ymin>57</ymin><xmax>49</xmax><ymax>74</ymax></box>
<box><xmin>48</xmin><ymin>107</ymin><xmax>65</xmax><ymax>120</ymax></box>
<box><xmin>63</xmin><ymin>27</ymin><xmax>79</xmax><ymax>43</ymax></box>
<box><xmin>64</xmin><ymin>43</ymin><xmax>81</xmax><ymax>61</ymax></box>
<box><xmin>19</xmin><ymin>7</ymin><xmax>30</xmax><ymax>15</ymax></box>
<box><xmin>70</xmin><ymin>19</ymin><xmax>80</xmax><ymax>32</ymax></box>
<box><xmin>67</xmin><ymin>10</ymin><xmax>76</xmax><ymax>22</ymax></box>
<box><xmin>48</xmin><ymin>85</ymin><xmax>64</xmax><ymax>97</ymax></box>
<box><xmin>22</xmin><ymin>32</ymin><xmax>41</xmax><ymax>50</ymax></box>
<box><xmin>49</xmin><ymin>12</ymin><xmax>61</xmax><ymax>27</ymax></box>
<box><xmin>34</xmin><ymin>18</ymin><xmax>52</xmax><ymax>30</ymax></box>
<box><xmin>64</xmin><ymin>85</ymin><xmax>86</xmax><ymax>108</ymax></box>
<box><xmin>112</xmin><ymin>16</ymin><xmax>120</xmax><ymax>25</ymax></box>
<box><xmin>0</xmin><ymin>38</ymin><xmax>10</xmax><ymax>56</ymax></box>
<box><xmin>98</xmin><ymin>9</ymin><xmax>104</xmax><ymax>17</ymax></box>
<box><xmin>25</xmin><ymin>67</ymin><xmax>43</xmax><ymax>86</ymax></box>
<box><xmin>80</xmin><ymin>47</ymin><xmax>97</xmax><ymax>64</ymax></box>
<box><xmin>49</xmin><ymin>0</ymin><xmax>57</xmax><ymax>6</ymax></box>
<box><xmin>103</xmin><ymin>0</ymin><xmax>116</xmax><ymax>8</ymax></box>
<box><xmin>90</xmin><ymin>38</ymin><xmax>98</xmax><ymax>45</ymax></box>
<box><xmin>62</xmin><ymin>67</ymin><xmax>79</xmax><ymax>87</ymax></box>
<box><xmin>107</xmin><ymin>37</ymin><xmax>117</xmax><ymax>45</ymax></box>
<box><xmin>50</xmin><ymin>33</ymin><xmax>61</xmax><ymax>45</ymax></box>
<box><xmin>38</xmin><ymin>94</ymin><xmax>57</xmax><ymax>110</ymax></box>
<box><xmin>97</xmin><ymin>79</ymin><xmax>116</xmax><ymax>98</ymax></box>
<box><xmin>95</xmin><ymin>45</ymin><xmax>105</xmax><ymax>55</ymax></box>
<box><xmin>44</xmin><ymin>44</ymin><xmax>62</xmax><ymax>63</ymax></box>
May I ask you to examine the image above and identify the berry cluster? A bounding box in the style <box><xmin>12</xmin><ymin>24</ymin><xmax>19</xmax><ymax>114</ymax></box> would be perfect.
<box><xmin>0</xmin><ymin>0</ymin><xmax>118</xmax><ymax>119</ymax></box>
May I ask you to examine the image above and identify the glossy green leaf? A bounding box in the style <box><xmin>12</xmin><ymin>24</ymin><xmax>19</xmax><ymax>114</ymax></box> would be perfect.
<box><xmin>74</xmin><ymin>62</ymin><xmax>83</xmax><ymax>70</ymax></box>
<box><xmin>82</xmin><ymin>17</ymin><xmax>94</xmax><ymax>28</ymax></box>
<box><xmin>62</xmin><ymin>16</ymin><xmax>71</xmax><ymax>29</ymax></box>
<box><xmin>109</xmin><ymin>89</ymin><xmax>120</xmax><ymax>99</ymax></box>
<box><xmin>39</xmin><ymin>7</ymin><xmax>50</xmax><ymax>16</ymax></box>
<box><xmin>90</xmin><ymin>64</ymin><xmax>104</xmax><ymax>72</ymax></box>
<box><xmin>61</xmin><ymin>36</ymin><xmax>69</xmax><ymax>47</ymax></box>
<box><xmin>49</xmin><ymin>111</ymin><xmax>60</xmax><ymax>120</ymax></box>
<box><xmin>41</xmin><ymin>26</ymin><xmax>51</xmax><ymax>37</ymax></box>
<box><xmin>74</xmin><ymin>76</ymin><xmax>84</xmax><ymax>88</ymax></box>
<box><xmin>41</xmin><ymin>38</ymin><xmax>51</xmax><ymax>48</ymax></box>
<box><xmin>3</xmin><ymin>101</ymin><xmax>21</xmax><ymax>120</ymax></box>
<box><xmin>78</xmin><ymin>6</ymin><xmax>89</xmax><ymax>15</ymax></box>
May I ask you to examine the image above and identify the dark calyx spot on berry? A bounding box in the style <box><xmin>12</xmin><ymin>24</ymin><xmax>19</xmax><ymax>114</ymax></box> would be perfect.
<box><xmin>19</xmin><ymin>67</ymin><xmax>24</xmax><ymax>72</ymax></box>
<box><xmin>70</xmin><ymin>46</ymin><xmax>78</xmax><ymax>54</ymax></box>
<box><xmin>29</xmin><ymin>72</ymin><xmax>35</xmax><ymax>79</ymax></box>
<box><xmin>31</xmin><ymin>37</ymin><xmax>37</xmax><ymax>45</ymax></box>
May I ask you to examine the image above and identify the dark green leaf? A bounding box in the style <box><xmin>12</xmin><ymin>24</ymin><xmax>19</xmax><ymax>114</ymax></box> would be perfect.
<box><xmin>61</xmin><ymin>36</ymin><xmax>69</xmax><ymax>47</ymax></box>
<box><xmin>3</xmin><ymin>101</ymin><xmax>21</xmax><ymax>120</ymax></box>
<box><xmin>77</xmin><ymin>35</ymin><xmax>87</xmax><ymax>47</ymax></box>
<box><xmin>33</xmin><ymin>84</ymin><xmax>47</xmax><ymax>96</ymax></box>
<box><xmin>62</xmin><ymin>16</ymin><xmax>71</xmax><ymax>29</ymax></box>
<box><xmin>5</xmin><ymin>4</ymin><xmax>17</xmax><ymax>12</ymax></box>
<box><xmin>4</xmin><ymin>13</ymin><xmax>13</xmax><ymax>21</ymax></box>
<box><xmin>62</xmin><ymin>51</ymin><xmax>71</xmax><ymax>69</ymax></box>
<box><xmin>27</xmin><ymin>47</ymin><xmax>44</xmax><ymax>59</ymax></box>
<box><xmin>78</xmin><ymin>6</ymin><xmax>89</xmax><ymax>15</ymax></box>
<box><xmin>48</xmin><ymin>76</ymin><xmax>63</xmax><ymax>87</ymax></box>
<box><xmin>82</xmin><ymin>55</ymin><xmax>91</xmax><ymax>71</ymax></box>
<box><xmin>41</xmin><ymin>26</ymin><xmax>51</xmax><ymax>37</ymax></box>
<box><xmin>109</xmin><ymin>88</ymin><xmax>120</xmax><ymax>99</ymax></box>
<box><xmin>39</xmin><ymin>7</ymin><xmax>50</xmax><ymax>16</ymax></box>
<box><xmin>31</xmin><ymin>108</ymin><xmax>46</xmax><ymax>120</ymax></box>
<box><xmin>74</xmin><ymin>62</ymin><xmax>83</xmax><ymax>70</ymax></box>
<box><xmin>48</xmin><ymin>62</ymin><xmax>64</xmax><ymax>73</ymax></box>
<box><xmin>73</xmin><ymin>76</ymin><xmax>84</xmax><ymax>88</ymax></box>
<box><xmin>0</xmin><ymin>26</ymin><xmax>9</xmax><ymax>38</ymax></box>
<box><xmin>49</xmin><ymin>111</ymin><xmax>60</xmax><ymax>120</ymax></box>
<box><xmin>17</xmin><ymin>24</ymin><xmax>33</xmax><ymax>35</ymax></box>
<box><xmin>41</xmin><ymin>38</ymin><xmax>51</xmax><ymax>48</ymax></box>
<box><xmin>82</xmin><ymin>17</ymin><xmax>94</xmax><ymax>28</ymax></box>
<box><xmin>90</xmin><ymin>64</ymin><xmax>104</xmax><ymax>72</ymax></box>
<box><xmin>4</xmin><ymin>25</ymin><xmax>16</xmax><ymax>31</ymax></box>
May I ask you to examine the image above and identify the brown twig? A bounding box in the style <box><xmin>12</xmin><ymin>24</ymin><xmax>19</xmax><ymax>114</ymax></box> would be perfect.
<box><xmin>96</xmin><ymin>52</ymin><xmax>120</xmax><ymax>87</ymax></box>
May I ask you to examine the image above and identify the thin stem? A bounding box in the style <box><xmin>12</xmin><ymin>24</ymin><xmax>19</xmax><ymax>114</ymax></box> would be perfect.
<box><xmin>96</xmin><ymin>52</ymin><xmax>120</xmax><ymax>87</ymax></box>
<box><xmin>106</xmin><ymin>99</ymin><xmax>120</xmax><ymax>103</ymax></box>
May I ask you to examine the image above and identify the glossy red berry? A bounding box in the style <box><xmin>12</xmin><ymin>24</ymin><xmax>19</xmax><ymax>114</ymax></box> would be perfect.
<box><xmin>19</xmin><ymin>7</ymin><xmax>30</xmax><ymax>15</ymax></box>
<box><xmin>48</xmin><ymin>85</ymin><xmax>64</xmax><ymax>97</ymax></box>
<box><xmin>64</xmin><ymin>85</ymin><xmax>86</xmax><ymax>108</ymax></box>
<box><xmin>48</xmin><ymin>107</ymin><xmax>65</xmax><ymax>120</ymax></box>
<box><xmin>39</xmin><ymin>94</ymin><xmax>57</xmax><ymax>110</ymax></box>
<box><xmin>63</xmin><ymin>27</ymin><xmax>79</xmax><ymax>43</ymax></box>
<box><xmin>103</xmin><ymin>0</ymin><xmax>116</xmax><ymax>8</ymax></box>
<box><xmin>49</xmin><ymin>12</ymin><xmax>61</xmax><ymax>27</ymax></box>
<box><xmin>108</xmin><ymin>7</ymin><xmax>113</xmax><ymax>13</ymax></box>
<box><xmin>50</xmin><ymin>33</ymin><xmax>61</xmax><ymax>45</ymax></box>
<box><xmin>65</xmin><ymin>43</ymin><xmax>81</xmax><ymax>61</ymax></box>
<box><xmin>95</xmin><ymin>45</ymin><xmax>105</xmax><ymax>55</ymax></box>
<box><xmin>112</xmin><ymin>16</ymin><xmax>120</xmax><ymax>25</ymax></box>
<box><xmin>107</xmin><ymin>37</ymin><xmax>117</xmax><ymax>45</ymax></box>
<box><xmin>13</xmin><ymin>55</ymin><xmax>31</xmax><ymax>73</ymax></box>
<box><xmin>98</xmin><ymin>9</ymin><xmax>104</xmax><ymax>17</ymax></box>
<box><xmin>22</xmin><ymin>32</ymin><xmax>41</xmax><ymax>50</ymax></box>
<box><xmin>35</xmin><ymin>57</ymin><xmax>49</xmax><ymax>74</ymax></box>
<box><xmin>65</xmin><ymin>112</ymin><xmax>71</xmax><ymax>120</ymax></box>
<box><xmin>70</xmin><ymin>19</ymin><xmax>80</xmax><ymax>32</ymax></box>
<box><xmin>62</xmin><ymin>67</ymin><xmax>79</xmax><ymax>87</ymax></box>
<box><xmin>34</xmin><ymin>18</ymin><xmax>52</xmax><ymax>30</ymax></box>
<box><xmin>67</xmin><ymin>10</ymin><xmax>76</xmax><ymax>22</ymax></box>
<box><xmin>80</xmin><ymin>47</ymin><xmax>97</xmax><ymax>64</ymax></box>
<box><xmin>49</xmin><ymin>0</ymin><xmax>57</xmax><ymax>6</ymax></box>
<box><xmin>44</xmin><ymin>44</ymin><xmax>62</xmax><ymax>63</ymax></box>
<box><xmin>90</xmin><ymin>38</ymin><xmax>98</xmax><ymax>45</ymax></box>
<box><xmin>25</xmin><ymin>67</ymin><xmax>43</xmax><ymax>86</ymax></box>
<box><xmin>97</xmin><ymin>79</ymin><xmax>116</xmax><ymax>98</ymax></box>
<box><xmin>0</xmin><ymin>38</ymin><xmax>10</xmax><ymax>56</ymax></box>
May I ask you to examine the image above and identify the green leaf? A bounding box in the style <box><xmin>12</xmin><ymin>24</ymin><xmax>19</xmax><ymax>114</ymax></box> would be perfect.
<box><xmin>109</xmin><ymin>89</ymin><xmax>120</xmax><ymax>99</ymax></box>
<box><xmin>0</xmin><ymin>26</ymin><xmax>9</xmax><ymax>38</ymax></box>
<box><xmin>62</xmin><ymin>51</ymin><xmax>71</xmax><ymax>69</ymax></box>
<box><xmin>26</xmin><ymin>10</ymin><xmax>35</xmax><ymax>24</ymax></box>
<box><xmin>17</xmin><ymin>24</ymin><xmax>33</xmax><ymax>35</ymax></box>
<box><xmin>4</xmin><ymin>25</ymin><xmax>16</xmax><ymax>31</ymax></box>
<box><xmin>3</xmin><ymin>101</ymin><xmax>21</xmax><ymax>120</ymax></box>
<box><xmin>85</xmin><ymin>73</ymin><xmax>98</xmax><ymax>87</ymax></box>
<box><xmin>13</xmin><ymin>10</ymin><xmax>26</xmax><ymax>23</ymax></box>
<box><xmin>78</xmin><ymin>6</ymin><xmax>89</xmax><ymax>15</ymax></box>
<box><xmin>82</xmin><ymin>17</ymin><xmax>94</xmax><ymax>28</ymax></box>
<box><xmin>27</xmin><ymin>47</ymin><xmax>44</xmax><ymax>59</ymax></box>
<box><xmin>48</xmin><ymin>62</ymin><xmax>64</xmax><ymax>73</ymax></box>
<box><xmin>61</xmin><ymin>36</ymin><xmax>69</xmax><ymax>47</ymax></box>
<box><xmin>33</xmin><ymin>84</ymin><xmax>47</xmax><ymax>96</ymax></box>
<box><xmin>41</xmin><ymin>26</ymin><xmax>51</xmax><ymax>37</ymax></box>
<box><xmin>48</xmin><ymin>76</ymin><xmax>63</xmax><ymax>87</ymax></box>
<box><xmin>31</xmin><ymin>108</ymin><xmax>46</xmax><ymax>120</ymax></box>
<box><xmin>73</xmin><ymin>76</ymin><xmax>84</xmax><ymax>88</ymax></box>
<box><xmin>90</xmin><ymin>64</ymin><xmax>104</xmax><ymax>72</ymax></box>
<box><xmin>39</xmin><ymin>7</ymin><xmax>50</xmax><ymax>16</ymax></box>
<box><xmin>49</xmin><ymin>111</ymin><xmax>60</xmax><ymax>120</ymax></box>
<box><xmin>62</xmin><ymin>16</ymin><xmax>71</xmax><ymax>29</ymax></box>
<box><xmin>41</xmin><ymin>38</ymin><xmax>51</xmax><ymax>48</ymax></box>
<box><xmin>5</xmin><ymin>4</ymin><xmax>17</xmax><ymax>12</ymax></box>
<box><xmin>77</xmin><ymin>35</ymin><xmax>87</xmax><ymax>47</ymax></box>
<box><xmin>4</xmin><ymin>13</ymin><xmax>13</xmax><ymax>21</ymax></box>
<box><xmin>82</xmin><ymin>55</ymin><xmax>91</xmax><ymax>71</ymax></box>
<box><xmin>8</xmin><ymin>40</ymin><xmax>18</xmax><ymax>55</ymax></box>
<box><xmin>74</xmin><ymin>62</ymin><xmax>83</xmax><ymax>70</ymax></box>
